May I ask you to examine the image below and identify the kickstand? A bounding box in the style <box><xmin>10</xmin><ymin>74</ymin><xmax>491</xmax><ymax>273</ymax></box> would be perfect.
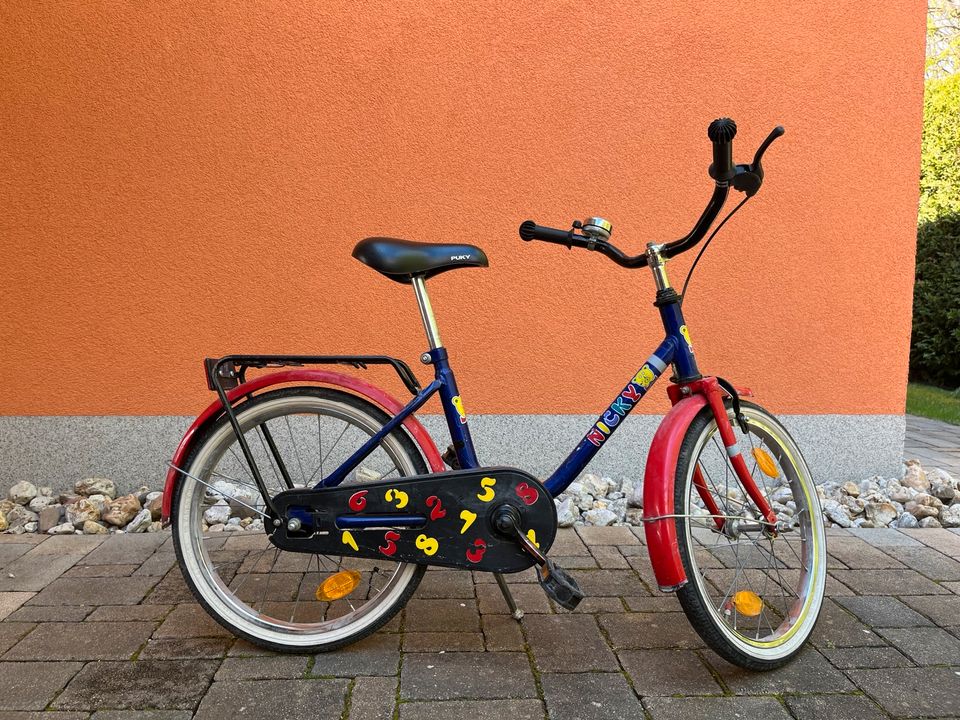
<box><xmin>494</xmin><ymin>572</ymin><xmax>524</xmax><ymax>621</ymax></box>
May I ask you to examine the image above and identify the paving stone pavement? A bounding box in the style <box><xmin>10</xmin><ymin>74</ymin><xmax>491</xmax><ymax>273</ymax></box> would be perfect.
<box><xmin>0</xmin><ymin>527</ymin><xmax>958</xmax><ymax>718</ymax></box>
<box><xmin>905</xmin><ymin>414</ymin><xmax>960</xmax><ymax>478</ymax></box>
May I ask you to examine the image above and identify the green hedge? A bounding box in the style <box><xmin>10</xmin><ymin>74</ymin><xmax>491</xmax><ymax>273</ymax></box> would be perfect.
<box><xmin>919</xmin><ymin>73</ymin><xmax>960</xmax><ymax>224</ymax></box>
<box><xmin>911</xmin><ymin>66</ymin><xmax>959</xmax><ymax>388</ymax></box>
<box><xmin>911</xmin><ymin>213</ymin><xmax>960</xmax><ymax>388</ymax></box>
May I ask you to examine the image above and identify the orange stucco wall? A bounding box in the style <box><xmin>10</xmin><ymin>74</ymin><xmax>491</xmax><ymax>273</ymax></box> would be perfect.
<box><xmin>1</xmin><ymin>2</ymin><xmax>925</xmax><ymax>418</ymax></box>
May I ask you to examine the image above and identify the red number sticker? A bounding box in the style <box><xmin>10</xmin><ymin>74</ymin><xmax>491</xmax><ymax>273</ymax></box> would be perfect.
<box><xmin>348</xmin><ymin>490</ymin><xmax>368</xmax><ymax>512</ymax></box>
<box><xmin>465</xmin><ymin>538</ymin><xmax>487</xmax><ymax>564</ymax></box>
<box><xmin>515</xmin><ymin>482</ymin><xmax>539</xmax><ymax>506</ymax></box>
<box><xmin>379</xmin><ymin>530</ymin><xmax>401</xmax><ymax>557</ymax></box>
<box><xmin>425</xmin><ymin>495</ymin><xmax>447</xmax><ymax>521</ymax></box>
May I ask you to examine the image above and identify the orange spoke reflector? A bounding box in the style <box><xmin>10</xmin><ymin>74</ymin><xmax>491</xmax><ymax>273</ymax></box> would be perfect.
<box><xmin>733</xmin><ymin>590</ymin><xmax>764</xmax><ymax>617</ymax></box>
<box><xmin>752</xmin><ymin>448</ymin><xmax>779</xmax><ymax>478</ymax></box>
<box><xmin>316</xmin><ymin>570</ymin><xmax>361</xmax><ymax>601</ymax></box>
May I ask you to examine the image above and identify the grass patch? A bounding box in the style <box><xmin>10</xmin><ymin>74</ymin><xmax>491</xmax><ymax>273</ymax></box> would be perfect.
<box><xmin>907</xmin><ymin>383</ymin><xmax>960</xmax><ymax>425</ymax></box>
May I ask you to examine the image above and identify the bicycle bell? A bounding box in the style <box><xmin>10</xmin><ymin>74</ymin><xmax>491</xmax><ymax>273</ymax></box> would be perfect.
<box><xmin>581</xmin><ymin>217</ymin><xmax>613</xmax><ymax>241</ymax></box>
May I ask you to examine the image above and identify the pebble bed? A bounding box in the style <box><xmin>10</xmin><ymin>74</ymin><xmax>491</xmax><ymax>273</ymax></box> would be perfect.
<box><xmin>0</xmin><ymin>477</ymin><xmax>265</xmax><ymax>536</ymax></box>
<box><xmin>1</xmin><ymin>459</ymin><xmax>956</xmax><ymax>536</ymax></box>
<box><xmin>556</xmin><ymin>458</ymin><xmax>960</xmax><ymax>529</ymax></box>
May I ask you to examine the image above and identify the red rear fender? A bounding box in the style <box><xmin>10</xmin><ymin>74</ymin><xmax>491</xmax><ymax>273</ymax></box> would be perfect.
<box><xmin>161</xmin><ymin>370</ymin><xmax>444</xmax><ymax>524</ymax></box>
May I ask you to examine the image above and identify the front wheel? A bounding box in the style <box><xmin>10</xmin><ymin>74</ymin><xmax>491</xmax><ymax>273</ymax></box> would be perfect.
<box><xmin>674</xmin><ymin>400</ymin><xmax>826</xmax><ymax>670</ymax></box>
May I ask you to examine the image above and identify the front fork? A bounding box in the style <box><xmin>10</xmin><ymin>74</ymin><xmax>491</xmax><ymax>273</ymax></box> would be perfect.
<box><xmin>668</xmin><ymin>377</ymin><xmax>778</xmax><ymax>532</ymax></box>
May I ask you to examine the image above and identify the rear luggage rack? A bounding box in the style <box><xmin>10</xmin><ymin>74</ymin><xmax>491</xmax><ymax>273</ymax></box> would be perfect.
<box><xmin>205</xmin><ymin>354</ymin><xmax>422</xmax><ymax>395</ymax></box>
<box><xmin>199</xmin><ymin>353</ymin><xmax>423</xmax><ymax>518</ymax></box>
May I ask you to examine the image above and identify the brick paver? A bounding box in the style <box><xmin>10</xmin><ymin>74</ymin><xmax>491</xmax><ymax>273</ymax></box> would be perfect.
<box><xmin>643</xmin><ymin>695</ymin><xmax>795</xmax><ymax>720</ymax></box>
<box><xmin>0</xmin><ymin>526</ymin><xmax>957</xmax><ymax>718</ymax></box>
<box><xmin>905</xmin><ymin>414</ymin><xmax>960</xmax><ymax>477</ymax></box>
<box><xmin>312</xmin><ymin>632</ymin><xmax>400</xmax><ymax>677</ymax></box>
<box><xmin>540</xmin><ymin>672</ymin><xmax>643</xmax><ymax>719</ymax></box>
<box><xmin>193</xmin><ymin>678</ymin><xmax>349</xmax><ymax>719</ymax></box>
<box><xmin>850</xmin><ymin>667</ymin><xmax>960</xmax><ymax>718</ymax></box>
<box><xmin>53</xmin><ymin>659</ymin><xmax>218</xmax><ymax>711</ymax></box>
<box><xmin>398</xmin><ymin>699</ymin><xmax>544</xmax><ymax>720</ymax></box>
<box><xmin>400</xmin><ymin>651</ymin><xmax>537</xmax><ymax>700</ymax></box>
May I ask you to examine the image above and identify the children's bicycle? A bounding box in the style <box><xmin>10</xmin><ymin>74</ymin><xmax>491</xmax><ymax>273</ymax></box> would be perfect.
<box><xmin>163</xmin><ymin>117</ymin><xmax>825</xmax><ymax>671</ymax></box>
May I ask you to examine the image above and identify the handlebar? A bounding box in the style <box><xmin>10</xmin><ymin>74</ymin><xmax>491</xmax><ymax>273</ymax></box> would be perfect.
<box><xmin>518</xmin><ymin>220</ymin><xmax>650</xmax><ymax>268</ymax></box>
<box><xmin>519</xmin><ymin>118</ymin><xmax>784</xmax><ymax>267</ymax></box>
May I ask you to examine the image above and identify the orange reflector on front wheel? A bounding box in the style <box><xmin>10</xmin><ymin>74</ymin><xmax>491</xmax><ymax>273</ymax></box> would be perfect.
<box><xmin>752</xmin><ymin>448</ymin><xmax>779</xmax><ymax>478</ymax></box>
<box><xmin>316</xmin><ymin>570</ymin><xmax>361</xmax><ymax>601</ymax></box>
<box><xmin>733</xmin><ymin>590</ymin><xmax>763</xmax><ymax>617</ymax></box>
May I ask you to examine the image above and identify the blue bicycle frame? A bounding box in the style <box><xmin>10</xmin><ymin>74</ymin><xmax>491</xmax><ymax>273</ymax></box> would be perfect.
<box><xmin>316</xmin><ymin>281</ymin><xmax>699</xmax><ymax>498</ymax></box>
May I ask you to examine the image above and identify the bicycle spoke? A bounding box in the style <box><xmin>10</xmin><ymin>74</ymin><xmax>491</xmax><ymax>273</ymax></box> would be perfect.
<box><xmin>321</xmin><ymin>423</ymin><xmax>351</xmax><ymax>470</ymax></box>
<box><xmin>255</xmin><ymin>425</ymin><xmax>284</xmax><ymax>487</ymax></box>
<box><xmin>286</xmin><ymin>415</ymin><xmax>308</xmax><ymax>486</ymax></box>
<box><xmin>290</xmin><ymin>560</ymin><xmax>308</xmax><ymax>623</ymax></box>
<box><xmin>306</xmin><ymin>421</ymin><xmax>351</xmax><ymax>486</ymax></box>
<box><xmin>209</xmin><ymin>469</ymin><xmax>259</xmax><ymax>490</ymax></box>
<box><xmin>777</xmin><ymin>534</ymin><xmax>806</xmax><ymax>570</ymax></box>
<box><xmin>768</xmin><ymin>539</ymin><xmax>800</xmax><ymax>601</ymax></box>
<box><xmin>226</xmin><ymin>446</ymin><xmax>258</xmax><ymax>484</ymax></box>
<box><xmin>172</xmin><ymin>465</ymin><xmax>270</xmax><ymax>520</ymax></box>
<box><xmin>257</xmin><ymin>548</ymin><xmax>281</xmax><ymax>613</ymax></box>
<box><xmin>701</xmin><ymin>453</ymin><xmax>750</xmax><ymax>513</ymax></box>
<box><xmin>754</xmin><ymin>557</ymin><xmax>772</xmax><ymax>638</ymax></box>
<box><xmin>232</xmin><ymin>544</ymin><xmax>272</xmax><ymax>595</ymax></box>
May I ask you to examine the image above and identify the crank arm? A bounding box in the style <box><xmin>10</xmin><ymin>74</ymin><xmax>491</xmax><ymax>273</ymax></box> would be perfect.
<box><xmin>492</xmin><ymin>505</ymin><xmax>548</xmax><ymax>566</ymax></box>
<box><xmin>490</xmin><ymin>503</ymin><xmax>584</xmax><ymax>611</ymax></box>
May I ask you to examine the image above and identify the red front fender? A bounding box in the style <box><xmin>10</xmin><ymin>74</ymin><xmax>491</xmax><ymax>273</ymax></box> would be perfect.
<box><xmin>642</xmin><ymin>394</ymin><xmax>708</xmax><ymax>592</ymax></box>
<box><xmin>161</xmin><ymin>370</ymin><xmax>445</xmax><ymax>524</ymax></box>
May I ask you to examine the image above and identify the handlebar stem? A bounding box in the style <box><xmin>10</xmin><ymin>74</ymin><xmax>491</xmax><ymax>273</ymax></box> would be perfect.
<box><xmin>646</xmin><ymin>246</ymin><xmax>671</xmax><ymax>292</ymax></box>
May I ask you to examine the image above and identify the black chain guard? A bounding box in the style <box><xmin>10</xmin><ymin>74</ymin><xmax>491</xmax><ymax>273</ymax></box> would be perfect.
<box><xmin>267</xmin><ymin>466</ymin><xmax>557</xmax><ymax>573</ymax></box>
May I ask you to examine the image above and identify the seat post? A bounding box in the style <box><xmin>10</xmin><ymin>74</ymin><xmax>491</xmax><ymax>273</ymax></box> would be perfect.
<box><xmin>411</xmin><ymin>276</ymin><xmax>442</xmax><ymax>349</ymax></box>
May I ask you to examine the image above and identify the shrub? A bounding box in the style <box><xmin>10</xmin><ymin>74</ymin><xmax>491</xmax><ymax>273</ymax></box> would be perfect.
<box><xmin>919</xmin><ymin>72</ymin><xmax>960</xmax><ymax>224</ymax></box>
<box><xmin>910</xmin><ymin>213</ymin><xmax>960</xmax><ymax>388</ymax></box>
<box><xmin>911</xmin><ymin>52</ymin><xmax>959</xmax><ymax>387</ymax></box>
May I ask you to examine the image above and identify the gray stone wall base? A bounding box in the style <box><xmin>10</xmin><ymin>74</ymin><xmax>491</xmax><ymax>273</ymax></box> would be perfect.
<box><xmin>0</xmin><ymin>414</ymin><xmax>904</xmax><ymax>495</ymax></box>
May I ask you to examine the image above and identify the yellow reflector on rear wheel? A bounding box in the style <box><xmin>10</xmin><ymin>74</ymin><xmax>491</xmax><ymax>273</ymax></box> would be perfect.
<box><xmin>316</xmin><ymin>570</ymin><xmax>361</xmax><ymax>601</ymax></box>
<box><xmin>752</xmin><ymin>448</ymin><xmax>779</xmax><ymax>478</ymax></box>
<box><xmin>733</xmin><ymin>590</ymin><xmax>763</xmax><ymax>617</ymax></box>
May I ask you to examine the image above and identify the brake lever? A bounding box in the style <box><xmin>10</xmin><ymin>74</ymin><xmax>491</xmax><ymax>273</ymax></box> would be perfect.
<box><xmin>752</xmin><ymin>125</ymin><xmax>785</xmax><ymax>169</ymax></box>
<box><xmin>732</xmin><ymin>125</ymin><xmax>785</xmax><ymax>197</ymax></box>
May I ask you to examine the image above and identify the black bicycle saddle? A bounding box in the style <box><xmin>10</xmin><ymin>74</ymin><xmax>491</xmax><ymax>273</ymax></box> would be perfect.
<box><xmin>353</xmin><ymin>237</ymin><xmax>488</xmax><ymax>284</ymax></box>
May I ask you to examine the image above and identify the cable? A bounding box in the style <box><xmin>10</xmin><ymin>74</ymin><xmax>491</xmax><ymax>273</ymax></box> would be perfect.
<box><xmin>679</xmin><ymin>195</ymin><xmax>750</xmax><ymax>306</ymax></box>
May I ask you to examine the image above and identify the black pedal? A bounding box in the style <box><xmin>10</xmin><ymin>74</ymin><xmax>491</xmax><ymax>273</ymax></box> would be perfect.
<box><xmin>537</xmin><ymin>558</ymin><xmax>584</xmax><ymax>611</ymax></box>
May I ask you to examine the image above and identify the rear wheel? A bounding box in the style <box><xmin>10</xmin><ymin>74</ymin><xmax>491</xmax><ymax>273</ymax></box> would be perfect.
<box><xmin>674</xmin><ymin>400</ymin><xmax>826</xmax><ymax>670</ymax></box>
<box><xmin>172</xmin><ymin>386</ymin><xmax>428</xmax><ymax>653</ymax></box>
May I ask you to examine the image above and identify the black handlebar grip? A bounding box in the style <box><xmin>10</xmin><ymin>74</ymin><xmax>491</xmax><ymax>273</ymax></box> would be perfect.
<box><xmin>707</xmin><ymin>117</ymin><xmax>737</xmax><ymax>182</ymax></box>
<box><xmin>519</xmin><ymin>220</ymin><xmax>537</xmax><ymax>241</ymax></box>
<box><xmin>518</xmin><ymin>221</ymin><xmax>576</xmax><ymax>245</ymax></box>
